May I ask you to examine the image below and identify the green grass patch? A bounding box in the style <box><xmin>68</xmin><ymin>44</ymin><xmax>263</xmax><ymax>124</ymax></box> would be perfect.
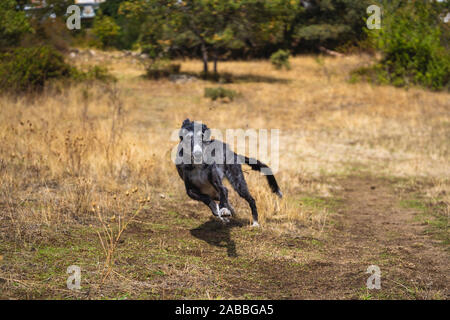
<box><xmin>299</xmin><ymin>196</ymin><xmax>343</xmax><ymax>212</ymax></box>
<box><xmin>399</xmin><ymin>199</ymin><xmax>427</xmax><ymax>211</ymax></box>
<box><xmin>204</xmin><ymin>87</ymin><xmax>238</xmax><ymax>101</ymax></box>
<box><xmin>400</xmin><ymin>197</ymin><xmax>449</xmax><ymax>248</ymax></box>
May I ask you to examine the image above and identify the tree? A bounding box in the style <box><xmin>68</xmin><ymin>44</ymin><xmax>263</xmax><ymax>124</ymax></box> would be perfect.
<box><xmin>0</xmin><ymin>0</ymin><xmax>33</xmax><ymax>49</ymax></box>
<box><xmin>120</xmin><ymin>0</ymin><xmax>256</xmax><ymax>74</ymax></box>
<box><xmin>291</xmin><ymin>0</ymin><xmax>373</xmax><ymax>51</ymax></box>
<box><xmin>100</xmin><ymin>0</ymin><xmax>141</xmax><ymax>49</ymax></box>
<box><xmin>43</xmin><ymin>0</ymin><xmax>75</xmax><ymax>17</ymax></box>
<box><xmin>117</xmin><ymin>0</ymin><xmax>379</xmax><ymax>70</ymax></box>
<box><xmin>366</xmin><ymin>0</ymin><xmax>449</xmax><ymax>90</ymax></box>
<box><xmin>93</xmin><ymin>14</ymin><xmax>121</xmax><ymax>48</ymax></box>
<box><xmin>17</xmin><ymin>0</ymin><xmax>75</xmax><ymax>19</ymax></box>
<box><xmin>173</xmin><ymin>0</ymin><xmax>242</xmax><ymax>74</ymax></box>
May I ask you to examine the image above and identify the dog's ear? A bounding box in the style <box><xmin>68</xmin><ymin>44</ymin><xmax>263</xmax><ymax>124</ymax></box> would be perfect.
<box><xmin>179</xmin><ymin>128</ymin><xmax>187</xmax><ymax>141</ymax></box>
<box><xmin>181</xmin><ymin>118</ymin><xmax>191</xmax><ymax>128</ymax></box>
<box><xmin>202</xmin><ymin>124</ymin><xmax>211</xmax><ymax>141</ymax></box>
<box><xmin>180</xmin><ymin>119</ymin><xmax>191</xmax><ymax>140</ymax></box>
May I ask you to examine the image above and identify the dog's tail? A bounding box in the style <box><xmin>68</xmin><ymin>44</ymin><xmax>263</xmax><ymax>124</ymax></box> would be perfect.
<box><xmin>244</xmin><ymin>156</ymin><xmax>283</xmax><ymax>198</ymax></box>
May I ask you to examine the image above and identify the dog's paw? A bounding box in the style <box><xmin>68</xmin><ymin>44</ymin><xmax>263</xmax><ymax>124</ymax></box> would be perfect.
<box><xmin>251</xmin><ymin>221</ymin><xmax>260</xmax><ymax>228</ymax></box>
<box><xmin>218</xmin><ymin>207</ymin><xmax>231</xmax><ymax>217</ymax></box>
<box><xmin>219</xmin><ymin>217</ymin><xmax>231</xmax><ymax>224</ymax></box>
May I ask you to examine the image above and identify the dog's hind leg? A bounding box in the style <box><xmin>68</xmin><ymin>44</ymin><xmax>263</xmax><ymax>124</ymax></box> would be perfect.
<box><xmin>225</xmin><ymin>165</ymin><xmax>259</xmax><ymax>227</ymax></box>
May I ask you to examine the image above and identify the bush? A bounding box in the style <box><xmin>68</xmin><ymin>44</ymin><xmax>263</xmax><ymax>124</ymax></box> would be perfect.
<box><xmin>204</xmin><ymin>87</ymin><xmax>237</xmax><ymax>101</ymax></box>
<box><xmin>25</xmin><ymin>18</ymin><xmax>73</xmax><ymax>53</ymax></box>
<box><xmin>270</xmin><ymin>50</ymin><xmax>291</xmax><ymax>70</ymax></box>
<box><xmin>0</xmin><ymin>46</ymin><xmax>72</xmax><ymax>92</ymax></box>
<box><xmin>0</xmin><ymin>46</ymin><xmax>115</xmax><ymax>93</ymax></box>
<box><xmin>72</xmin><ymin>65</ymin><xmax>117</xmax><ymax>83</ymax></box>
<box><xmin>0</xmin><ymin>0</ymin><xmax>33</xmax><ymax>49</ymax></box>
<box><xmin>365</xmin><ymin>1</ymin><xmax>449</xmax><ymax>91</ymax></box>
<box><xmin>92</xmin><ymin>15</ymin><xmax>121</xmax><ymax>49</ymax></box>
<box><xmin>145</xmin><ymin>60</ymin><xmax>181</xmax><ymax>80</ymax></box>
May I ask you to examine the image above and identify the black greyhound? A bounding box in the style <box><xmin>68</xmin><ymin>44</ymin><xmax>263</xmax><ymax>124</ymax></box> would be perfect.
<box><xmin>175</xmin><ymin>119</ymin><xmax>282</xmax><ymax>227</ymax></box>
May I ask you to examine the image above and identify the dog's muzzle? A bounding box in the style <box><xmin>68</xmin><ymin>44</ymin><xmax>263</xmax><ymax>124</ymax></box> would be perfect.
<box><xmin>193</xmin><ymin>144</ymin><xmax>203</xmax><ymax>162</ymax></box>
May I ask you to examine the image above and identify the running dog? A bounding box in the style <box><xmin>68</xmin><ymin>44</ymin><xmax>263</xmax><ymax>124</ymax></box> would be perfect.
<box><xmin>175</xmin><ymin>119</ymin><xmax>282</xmax><ymax>227</ymax></box>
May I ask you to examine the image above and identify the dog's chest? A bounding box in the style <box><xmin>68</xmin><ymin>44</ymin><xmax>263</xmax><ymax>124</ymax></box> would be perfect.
<box><xmin>189</xmin><ymin>167</ymin><xmax>218</xmax><ymax>199</ymax></box>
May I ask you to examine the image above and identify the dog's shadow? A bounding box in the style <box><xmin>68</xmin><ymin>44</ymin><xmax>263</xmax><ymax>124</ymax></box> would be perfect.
<box><xmin>190</xmin><ymin>218</ymin><xmax>245</xmax><ymax>258</ymax></box>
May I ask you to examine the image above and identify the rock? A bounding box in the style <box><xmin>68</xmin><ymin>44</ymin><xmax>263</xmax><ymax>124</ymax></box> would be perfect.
<box><xmin>169</xmin><ymin>74</ymin><xmax>197</xmax><ymax>84</ymax></box>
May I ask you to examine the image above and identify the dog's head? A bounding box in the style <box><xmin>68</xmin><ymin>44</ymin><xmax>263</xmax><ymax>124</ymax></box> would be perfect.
<box><xmin>179</xmin><ymin>118</ymin><xmax>211</xmax><ymax>163</ymax></box>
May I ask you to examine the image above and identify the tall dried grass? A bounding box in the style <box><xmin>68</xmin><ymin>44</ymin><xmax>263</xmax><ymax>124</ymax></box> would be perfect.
<box><xmin>0</xmin><ymin>53</ymin><xmax>448</xmax><ymax>243</ymax></box>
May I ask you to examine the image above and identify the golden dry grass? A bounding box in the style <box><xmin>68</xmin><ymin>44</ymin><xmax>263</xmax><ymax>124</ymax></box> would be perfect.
<box><xmin>0</xmin><ymin>51</ymin><xmax>448</xmax><ymax>299</ymax></box>
<box><xmin>1</xmin><ymin>52</ymin><xmax>449</xmax><ymax>236</ymax></box>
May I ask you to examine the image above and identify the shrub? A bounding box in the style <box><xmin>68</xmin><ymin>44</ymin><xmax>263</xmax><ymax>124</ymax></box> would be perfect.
<box><xmin>270</xmin><ymin>49</ymin><xmax>291</xmax><ymax>70</ymax></box>
<box><xmin>0</xmin><ymin>46</ymin><xmax>72</xmax><ymax>92</ymax></box>
<box><xmin>26</xmin><ymin>18</ymin><xmax>73</xmax><ymax>53</ymax></box>
<box><xmin>204</xmin><ymin>87</ymin><xmax>237</xmax><ymax>101</ymax></box>
<box><xmin>85</xmin><ymin>65</ymin><xmax>116</xmax><ymax>82</ymax></box>
<box><xmin>365</xmin><ymin>1</ymin><xmax>449</xmax><ymax>91</ymax></box>
<box><xmin>145</xmin><ymin>60</ymin><xmax>181</xmax><ymax>80</ymax></box>
<box><xmin>0</xmin><ymin>0</ymin><xmax>33</xmax><ymax>49</ymax></box>
<box><xmin>72</xmin><ymin>65</ymin><xmax>117</xmax><ymax>83</ymax></box>
<box><xmin>0</xmin><ymin>46</ymin><xmax>115</xmax><ymax>93</ymax></box>
<box><xmin>92</xmin><ymin>15</ymin><xmax>121</xmax><ymax>49</ymax></box>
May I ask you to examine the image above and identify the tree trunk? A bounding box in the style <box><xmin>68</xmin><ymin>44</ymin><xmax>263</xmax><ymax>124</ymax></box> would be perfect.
<box><xmin>213</xmin><ymin>50</ymin><xmax>218</xmax><ymax>74</ymax></box>
<box><xmin>201</xmin><ymin>42</ymin><xmax>208</xmax><ymax>75</ymax></box>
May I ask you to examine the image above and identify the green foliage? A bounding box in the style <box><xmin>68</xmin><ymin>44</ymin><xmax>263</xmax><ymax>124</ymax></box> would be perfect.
<box><xmin>366</xmin><ymin>1</ymin><xmax>449</xmax><ymax>91</ymax></box>
<box><xmin>204</xmin><ymin>87</ymin><xmax>237</xmax><ymax>101</ymax></box>
<box><xmin>100</xmin><ymin>0</ymin><xmax>126</xmax><ymax>17</ymax></box>
<box><xmin>24</xmin><ymin>18</ymin><xmax>74</xmax><ymax>52</ymax></box>
<box><xmin>72</xmin><ymin>65</ymin><xmax>117</xmax><ymax>83</ymax></box>
<box><xmin>144</xmin><ymin>60</ymin><xmax>181</xmax><ymax>80</ymax></box>
<box><xmin>0</xmin><ymin>46</ymin><xmax>72</xmax><ymax>92</ymax></box>
<box><xmin>114</xmin><ymin>0</ymin><xmax>375</xmax><ymax>73</ymax></box>
<box><xmin>124</xmin><ymin>0</ymin><xmax>246</xmax><ymax>73</ymax></box>
<box><xmin>270</xmin><ymin>49</ymin><xmax>291</xmax><ymax>70</ymax></box>
<box><xmin>92</xmin><ymin>14</ymin><xmax>121</xmax><ymax>49</ymax></box>
<box><xmin>0</xmin><ymin>0</ymin><xmax>33</xmax><ymax>49</ymax></box>
<box><xmin>0</xmin><ymin>46</ymin><xmax>115</xmax><ymax>93</ymax></box>
<box><xmin>100</xmin><ymin>0</ymin><xmax>141</xmax><ymax>49</ymax></box>
<box><xmin>295</xmin><ymin>24</ymin><xmax>351</xmax><ymax>42</ymax></box>
<box><xmin>291</xmin><ymin>0</ymin><xmax>373</xmax><ymax>50</ymax></box>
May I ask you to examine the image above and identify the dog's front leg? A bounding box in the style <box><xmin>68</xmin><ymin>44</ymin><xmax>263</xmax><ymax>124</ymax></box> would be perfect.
<box><xmin>185</xmin><ymin>186</ymin><xmax>229</xmax><ymax>223</ymax></box>
<box><xmin>209</xmin><ymin>165</ymin><xmax>232</xmax><ymax>220</ymax></box>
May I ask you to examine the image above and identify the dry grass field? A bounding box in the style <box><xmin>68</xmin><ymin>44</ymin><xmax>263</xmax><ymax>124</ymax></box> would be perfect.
<box><xmin>0</xmin><ymin>51</ymin><xmax>448</xmax><ymax>299</ymax></box>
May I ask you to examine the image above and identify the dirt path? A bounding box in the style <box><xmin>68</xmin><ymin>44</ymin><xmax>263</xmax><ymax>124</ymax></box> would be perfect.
<box><xmin>291</xmin><ymin>176</ymin><xmax>449</xmax><ymax>299</ymax></box>
<box><xmin>2</xmin><ymin>176</ymin><xmax>447</xmax><ymax>299</ymax></box>
<box><xmin>174</xmin><ymin>176</ymin><xmax>448</xmax><ymax>299</ymax></box>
